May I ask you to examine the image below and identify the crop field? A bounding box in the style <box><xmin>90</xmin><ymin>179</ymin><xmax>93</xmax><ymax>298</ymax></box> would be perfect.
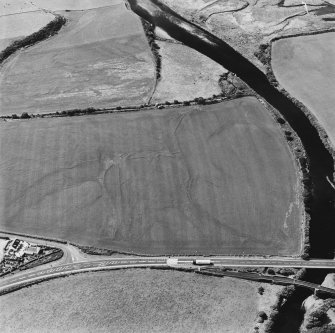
<box><xmin>272</xmin><ymin>32</ymin><xmax>335</xmax><ymax>148</ymax></box>
<box><xmin>0</xmin><ymin>4</ymin><xmax>155</xmax><ymax>115</ymax></box>
<box><xmin>0</xmin><ymin>97</ymin><xmax>302</xmax><ymax>255</ymax></box>
<box><xmin>151</xmin><ymin>40</ymin><xmax>226</xmax><ymax>103</ymax></box>
<box><xmin>0</xmin><ymin>269</ymin><xmax>282</xmax><ymax>333</ymax></box>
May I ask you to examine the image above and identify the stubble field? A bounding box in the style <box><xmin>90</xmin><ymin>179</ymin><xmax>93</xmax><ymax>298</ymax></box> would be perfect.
<box><xmin>272</xmin><ymin>32</ymin><xmax>335</xmax><ymax>148</ymax></box>
<box><xmin>0</xmin><ymin>269</ymin><xmax>283</xmax><ymax>333</ymax></box>
<box><xmin>0</xmin><ymin>97</ymin><xmax>302</xmax><ymax>255</ymax></box>
<box><xmin>0</xmin><ymin>3</ymin><xmax>155</xmax><ymax>115</ymax></box>
<box><xmin>151</xmin><ymin>39</ymin><xmax>226</xmax><ymax>103</ymax></box>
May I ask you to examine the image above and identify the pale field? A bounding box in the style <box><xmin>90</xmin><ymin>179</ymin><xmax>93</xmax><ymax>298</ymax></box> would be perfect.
<box><xmin>160</xmin><ymin>0</ymin><xmax>335</xmax><ymax>70</ymax></box>
<box><xmin>272</xmin><ymin>32</ymin><xmax>335</xmax><ymax>148</ymax></box>
<box><xmin>0</xmin><ymin>97</ymin><xmax>302</xmax><ymax>255</ymax></box>
<box><xmin>0</xmin><ymin>0</ymin><xmax>121</xmax><ymax>15</ymax></box>
<box><xmin>0</xmin><ymin>269</ymin><xmax>283</xmax><ymax>333</ymax></box>
<box><xmin>151</xmin><ymin>40</ymin><xmax>226</xmax><ymax>103</ymax></box>
<box><xmin>0</xmin><ymin>37</ymin><xmax>16</xmax><ymax>52</ymax></box>
<box><xmin>0</xmin><ymin>4</ymin><xmax>155</xmax><ymax>114</ymax></box>
<box><xmin>0</xmin><ymin>11</ymin><xmax>54</xmax><ymax>41</ymax></box>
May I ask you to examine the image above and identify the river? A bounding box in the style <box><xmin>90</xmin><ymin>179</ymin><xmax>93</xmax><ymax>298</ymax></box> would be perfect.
<box><xmin>128</xmin><ymin>0</ymin><xmax>335</xmax><ymax>258</ymax></box>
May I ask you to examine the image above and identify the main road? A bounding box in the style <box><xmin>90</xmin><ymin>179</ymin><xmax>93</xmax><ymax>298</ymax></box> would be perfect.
<box><xmin>1</xmin><ymin>232</ymin><xmax>335</xmax><ymax>294</ymax></box>
<box><xmin>2</xmin><ymin>256</ymin><xmax>335</xmax><ymax>294</ymax></box>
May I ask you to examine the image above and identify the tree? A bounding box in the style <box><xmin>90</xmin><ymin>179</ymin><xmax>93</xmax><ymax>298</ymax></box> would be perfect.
<box><xmin>86</xmin><ymin>107</ymin><xmax>95</xmax><ymax>113</ymax></box>
<box><xmin>195</xmin><ymin>97</ymin><xmax>205</xmax><ymax>105</ymax></box>
<box><xmin>21</xmin><ymin>112</ymin><xmax>30</xmax><ymax>119</ymax></box>
<box><xmin>279</xmin><ymin>268</ymin><xmax>295</xmax><ymax>276</ymax></box>
<box><xmin>281</xmin><ymin>285</ymin><xmax>295</xmax><ymax>298</ymax></box>
<box><xmin>258</xmin><ymin>286</ymin><xmax>265</xmax><ymax>295</ymax></box>
<box><xmin>258</xmin><ymin>311</ymin><xmax>268</xmax><ymax>320</ymax></box>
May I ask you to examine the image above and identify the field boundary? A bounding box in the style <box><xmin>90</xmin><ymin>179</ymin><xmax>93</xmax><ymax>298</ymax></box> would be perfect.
<box><xmin>254</xmin><ymin>28</ymin><xmax>335</xmax><ymax>259</ymax></box>
<box><xmin>141</xmin><ymin>19</ymin><xmax>162</xmax><ymax>104</ymax></box>
<box><xmin>0</xmin><ymin>226</ymin><xmax>304</xmax><ymax>259</ymax></box>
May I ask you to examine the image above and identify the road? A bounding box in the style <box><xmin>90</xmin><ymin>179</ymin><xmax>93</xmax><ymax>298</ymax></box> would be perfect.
<box><xmin>1</xmin><ymin>232</ymin><xmax>335</xmax><ymax>294</ymax></box>
<box><xmin>1</xmin><ymin>256</ymin><xmax>335</xmax><ymax>294</ymax></box>
<box><xmin>200</xmin><ymin>269</ymin><xmax>335</xmax><ymax>296</ymax></box>
<box><xmin>0</xmin><ymin>258</ymin><xmax>167</xmax><ymax>292</ymax></box>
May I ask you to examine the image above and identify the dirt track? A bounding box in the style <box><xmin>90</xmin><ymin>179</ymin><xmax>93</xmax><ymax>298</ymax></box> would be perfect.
<box><xmin>0</xmin><ymin>97</ymin><xmax>302</xmax><ymax>255</ymax></box>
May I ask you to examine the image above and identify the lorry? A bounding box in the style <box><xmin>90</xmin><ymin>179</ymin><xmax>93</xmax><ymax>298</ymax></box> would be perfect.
<box><xmin>193</xmin><ymin>259</ymin><xmax>212</xmax><ymax>266</ymax></box>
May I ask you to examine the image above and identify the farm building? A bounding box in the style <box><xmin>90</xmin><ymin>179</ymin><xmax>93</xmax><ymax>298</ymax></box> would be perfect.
<box><xmin>25</xmin><ymin>246</ymin><xmax>41</xmax><ymax>256</ymax></box>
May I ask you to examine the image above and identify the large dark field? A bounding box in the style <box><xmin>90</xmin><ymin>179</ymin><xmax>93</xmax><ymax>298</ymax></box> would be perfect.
<box><xmin>0</xmin><ymin>97</ymin><xmax>302</xmax><ymax>255</ymax></box>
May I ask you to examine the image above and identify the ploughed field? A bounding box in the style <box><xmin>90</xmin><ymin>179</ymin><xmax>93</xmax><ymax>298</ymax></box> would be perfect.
<box><xmin>0</xmin><ymin>97</ymin><xmax>302</xmax><ymax>255</ymax></box>
<box><xmin>272</xmin><ymin>32</ymin><xmax>335</xmax><ymax>149</ymax></box>
<box><xmin>0</xmin><ymin>3</ymin><xmax>155</xmax><ymax>115</ymax></box>
<box><xmin>0</xmin><ymin>269</ymin><xmax>282</xmax><ymax>333</ymax></box>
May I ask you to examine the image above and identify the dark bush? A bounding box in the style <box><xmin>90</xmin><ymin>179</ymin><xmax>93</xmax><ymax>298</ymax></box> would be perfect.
<box><xmin>194</xmin><ymin>97</ymin><xmax>205</xmax><ymax>105</ymax></box>
<box><xmin>258</xmin><ymin>286</ymin><xmax>264</xmax><ymax>295</ymax></box>
<box><xmin>86</xmin><ymin>107</ymin><xmax>95</xmax><ymax>113</ymax></box>
<box><xmin>141</xmin><ymin>20</ymin><xmax>161</xmax><ymax>81</ymax></box>
<box><xmin>258</xmin><ymin>311</ymin><xmax>268</xmax><ymax>320</ymax></box>
<box><xmin>21</xmin><ymin>112</ymin><xmax>30</xmax><ymax>119</ymax></box>
<box><xmin>278</xmin><ymin>268</ymin><xmax>295</xmax><ymax>276</ymax></box>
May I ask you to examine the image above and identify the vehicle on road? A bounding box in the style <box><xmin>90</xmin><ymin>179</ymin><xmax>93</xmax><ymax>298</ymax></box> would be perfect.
<box><xmin>193</xmin><ymin>259</ymin><xmax>213</xmax><ymax>266</ymax></box>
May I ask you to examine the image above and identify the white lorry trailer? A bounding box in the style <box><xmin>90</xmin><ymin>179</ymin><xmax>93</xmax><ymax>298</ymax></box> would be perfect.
<box><xmin>193</xmin><ymin>259</ymin><xmax>212</xmax><ymax>265</ymax></box>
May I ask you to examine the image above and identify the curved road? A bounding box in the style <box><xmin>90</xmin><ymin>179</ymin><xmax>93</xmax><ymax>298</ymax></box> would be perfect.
<box><xmin>1</xmin><ymin>232</ymin><xmax>335</xmax><ymax>293</ymax></box>
<box><xmin>2</xmin><ymin>256</ymin><xmax>335</xmax><ymax>294</ymax></box>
